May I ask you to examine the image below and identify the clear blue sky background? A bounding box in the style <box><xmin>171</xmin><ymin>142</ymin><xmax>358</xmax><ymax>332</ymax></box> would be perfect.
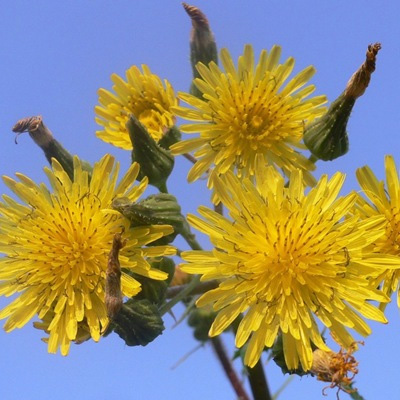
<box><xmin>1</xmin><ymin>1</ymin><xmax>400</xmax><ymax>399</ymax></box>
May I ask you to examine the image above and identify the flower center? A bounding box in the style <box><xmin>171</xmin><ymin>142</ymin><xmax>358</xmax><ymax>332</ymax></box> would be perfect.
<box><xmin>223</xmin><ymin>84</ymin><xmax>293</xmax><ymax>153</ymax></box>
<box><xmin>18</xmin><ymin>198</ymin><xmax>122</xmax><ymax>290</ymax></box>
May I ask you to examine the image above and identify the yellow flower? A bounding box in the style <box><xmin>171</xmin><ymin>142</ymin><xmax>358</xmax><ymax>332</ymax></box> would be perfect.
<box><xmin>95</xmin><ymin>65</ymin><xmax>178</xmax><ymax>150</ymax></box>
<box><xmin>0</xmin><ymin>155</ymin><xmax>175</xmax><ymax>355</ymax></box>
<box><xmin>180</xmin><ymin>158</ymin><xmax>398</xmax><ymax>370</ymax></box>
<box><xmin>170</xmin><ymin>44</ymin><xmax>327</xmax><ymax>187</ymax></box>
<box><xmin>356</xmin><ymin>155</ymin><xmax>400</xmax><ymax>308</ymax></box>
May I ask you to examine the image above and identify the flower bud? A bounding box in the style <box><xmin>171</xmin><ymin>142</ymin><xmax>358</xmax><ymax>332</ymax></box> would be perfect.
<box><xmin>303</xmin><ymin>93</ymin><xmax>353</xmax><ymax>161</ymax></box>
<box><xmin>187</xmin><ymin>308</ymin><xmax>216</xmax><ymax>342</ymax></box>
<box><xmin>304</xmin><ymin>43</ymin><xmax>381</xmax><ymax>161</ymax></box>
<box><xmin>127</xmin><ymin>115</ymin><xmax>174</xmax><ymax>192</ymax></box>
<box><xmin>272</xmin><ymin>333</ymin><xmax>308</xmax><ymax>376</ymax></box>
<box><xmin>34</xmin><ymin>312</ymin><xmax>92</xmax><ymax>345</ymax></box>
<box><xmin>158</xmin><ymin>125</ymin><xmax>182</xmax><ymax>150</ymax></box>
<box><xmin>182</xmin><ymin>3</ymin><xmax>218</xmax><ymax>98</ymax></box>
<box><xmin>12</xmin><ymin>116</ymin><xmax>92</xmax><ymax>179</ymax></box>
<box><xmin>132</xmin><ymin>257</ymin><xmax>176</xmax><ymax>306</ymax></box>
<box><xmin>112</xmin><ymin>193</ymin><xmax>189</xmax><ymax>244</ymax></box>
<box><xmin>112</xmin><ymin>298</ymin><xmax>165</xmax><ymax>346</ymax></box>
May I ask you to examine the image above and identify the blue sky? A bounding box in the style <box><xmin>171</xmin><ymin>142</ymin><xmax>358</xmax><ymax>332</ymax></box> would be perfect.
<box><xmin>1</xmin><ymin>1</ymin><xmax>400</xmax><ymax>399</ymax></box>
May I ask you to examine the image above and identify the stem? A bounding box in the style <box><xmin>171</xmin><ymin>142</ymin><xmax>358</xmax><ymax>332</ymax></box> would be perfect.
<box><xmin>159</xmin><ymin>275</ymin><xmax>201</xmax><ymax>316</ymax></box>
<box><xmin>180</xmin><ymin>227</ymin><xmax>203</xmax><ymax>250</ymax></box>
<box><xmin>170</xmin><ymin>180</ymin><xmax>249</xmax><ymax>399</ymax></box>
<box><xmin>158</xmin><ymin>181</ymin><xmax>168</xmax><ymax>193</ymax></box>
<box><xmin>159</xmin><ymin>205</ymin><xmax>204</xmax><ymax>313</ymax></box>
<box><xmin>183</xmin><ymin>152</ymin><xmax>198</xmax><ymax>164</ymax></box>
<box><xmin>246</xmin><ymin>360</ymin><xmax>272</xmax><ymax>400</ymax></box>
<box><xmin>166</xmin><ymin>280</ymin><xmax>218</xmax><ymax>299</ymax></box>
<box><xmin>230</xmin><ymin>317</ymin><xmax>273</xmax><ymax>400</ymax></box>
<box><xmin>211</xmin><ymin>336</ymin><xmax>250</xmax><ymax>400</ymax></box>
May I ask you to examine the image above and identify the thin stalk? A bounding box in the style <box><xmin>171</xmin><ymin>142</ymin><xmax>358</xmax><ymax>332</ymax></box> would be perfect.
<box><xmin>166</xmin><ymin>280</ymin><xmax>218</xmax><ymax>299</ymax></box>
<box><xmin>180</xmin><ymin>227</ymin><xmax>203</xmax><ymax>251</ymax></box>
<box><xmin>272</xmin><ymin>375</ymin><xmax>295</xmax><ymax>400</ymax></box>
<box><xmin>159</xmin><ymin>215</ymin><xmax>204</xmax><ymax>315</ymax></box>
<box><xmin>159</xmin><ymin>275</ymin><xmax>201</xmax><ymax>316</ymax></box>
<box><xmin>171</xmin><ymin>191</ymin><xmax>250</xmax><ymax>399</ymax></box>
<box><xmin>158</xmin><ymin>182</ymin><xmax>168</xmax><ymax>193</ymax></box>
<box><xmin>211</xmin><ymin>336</ymin><xmax>250</xmax><ymax>400</ymax></box>
<box><xmin>183</xmin><ymin>152</ymin><xmax>198</xmax><ymax>164</ymax></box>
<box><xmin>231</xmin><ymin>316</ymin><xmax>273</xmax><ymax>400</ymax></box>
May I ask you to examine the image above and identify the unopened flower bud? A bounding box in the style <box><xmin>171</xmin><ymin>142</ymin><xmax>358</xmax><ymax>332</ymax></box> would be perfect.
<box><xmin>158</xmin><ymin>125</ymin><xmax>182</xmax><ymax>150</ymax></box>
<box><xmin>112</xmin><ymin>193</ymin><xmax>189</xmax><ymax>244</ymax></box>
<box><xmin>12</xmin><ymin>116</ymin><xmax>92</xmax><ymax>179</ymax></box>
<box><xmin>304</xmin><ymin>43</ymin><xmax>381</xmax><ymax>161</ymax></box>
<box><xmin>34</xmin><ymin>310</ymin><xmax>92</xmax><ymax>345</ymax></box>
<box><xmin>187</xmin><ymin>307</ymin><xmax>216</xmax><ymax>342</ymax></box>
<box><xmin>132</xmin><ymin>257</ymin><xmax>176</xmax><ymax>306</ymax></box>
<box><xmin>112</xmin><ymin>298</ymin><xmax>165</xmax><ymax>346</ymax></box>
<box><xmin>182</xmin><ymin>3</ymin><xmax>218</xmax><ymax>98</ymax></box>
<box><xmin>127</xmin><ymin>115</ymin><xmax>174</xmax><ymax>192</ymax></box>
<box><xmin>303</xmin><ymin>93</ymin><xmax>353</xmax><ymax>161</ymax></box>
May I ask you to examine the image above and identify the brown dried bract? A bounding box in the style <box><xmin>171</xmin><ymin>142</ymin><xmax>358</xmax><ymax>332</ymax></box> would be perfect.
<box><xmin>105</xmin><ymin>229</ymin><xmax>127</xmax><ymax>319</ymax></box>
<box><xmin>182</xmin><ymin>3</ymin><xmax>209</xmax><ymax>28</ymax></box>
<box><xmin>12</xmin><ymin>116</ymin><xmax>43</xmax><ymax>144</ymax></box>
<box><xmin>12</xmin><ymin>115</ymin><xmax>42</xmax><ymax>133</ymax></box>
<box><xmin>311</xmin><ymin>342</ymin><xmax>363</xmax><ymax>400</ymax></box>
<box><xmin>345</xmin><ymin>43</ymin><xmax>381</xmax><ymax>99</ymax></box>
<box><xmin>12</xmin><ymin>115</ymin><xmax>54</xmax><ymax>146</ymax></box>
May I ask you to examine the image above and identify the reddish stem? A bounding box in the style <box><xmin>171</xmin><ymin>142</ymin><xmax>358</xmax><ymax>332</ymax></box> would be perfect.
<box><xmin>211</xmin><ymin>336</ymin><xmax>250</xmax><ymax>400</ymax></box>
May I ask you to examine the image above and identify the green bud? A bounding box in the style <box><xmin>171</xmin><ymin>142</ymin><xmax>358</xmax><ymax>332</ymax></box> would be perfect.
<box><xmin>112</xmin><ymin>298</ymin><xmax>165</xmax><ymax>346</ymax></box>
<box><xmin>182</xmin><ymin>3</ymin><xmax>218</xmax><ymax>98</ymax></box>
<box><xmin>34</xmin><ymin>309</ymin><xmax>91</xmax><ymax>345</ymax></box>
<box><xmin>187</xmin><ymin>308</ymin><xmax>216</xmax><ymax>342</ymax></box>
<box><xmin>303</xmin><ymin>93</ymin><xmax>354</xmax><ymax>161</ymax></box>
<box><xmin>112</xmin><ymin>193</ymin><xmax>189</xmax><ymax>244</ymax></box>
<box><xmin>158</xmin><ymin>125</ymin><xmax>182</xmax><ymax>150</ymax></box>
<box><xmin>271</xmin><ymin>334</ymin><xmax>310</xmax><ymax>376</ymax></box>
<box><xmin>12</xmin><ymin>116</ymin><xmax>92</xmax><ymax>180</ymax></box>
<box><xmin>150</xmin><ymin>256</ymin><xmax>175</xmax><ymax>285</ymax></box>
<box><xmin>127</xmin><ymin>115</ymin><xmax>174</xmax><ymax>192</ymax></box>
<box><xmin>130</xmin><ymin>257</ymin><xmax>176</xmax><ymax>306</ymax></box>
<box><xmin>304</xmin><ymin>43</ymin><xmax>381</xmax><ymax>162</ymax></box>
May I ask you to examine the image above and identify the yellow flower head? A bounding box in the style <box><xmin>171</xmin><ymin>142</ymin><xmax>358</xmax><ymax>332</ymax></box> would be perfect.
<box><xmin>181</xmin><ymin>158</ymin><xmax>397</xmax><ymax>371</ymax></box>
<box><xmin>170</xmin><ymin>44</ymin><xmax>327</xmax><ymax>187</ymax></box>
<box><xmin>0</xmin><ymin>155</ymin><xmax>175</xmax><ymax>355</ymax></box>
<box><xmin>95</xmin><ymin>65</ymin><xmax>178</xmax><ymax>150</ymax></box>
<box><xmin>356</xmin><ymin>155</ymin><xmax>400</xmax><ymax>307</ymax></box>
